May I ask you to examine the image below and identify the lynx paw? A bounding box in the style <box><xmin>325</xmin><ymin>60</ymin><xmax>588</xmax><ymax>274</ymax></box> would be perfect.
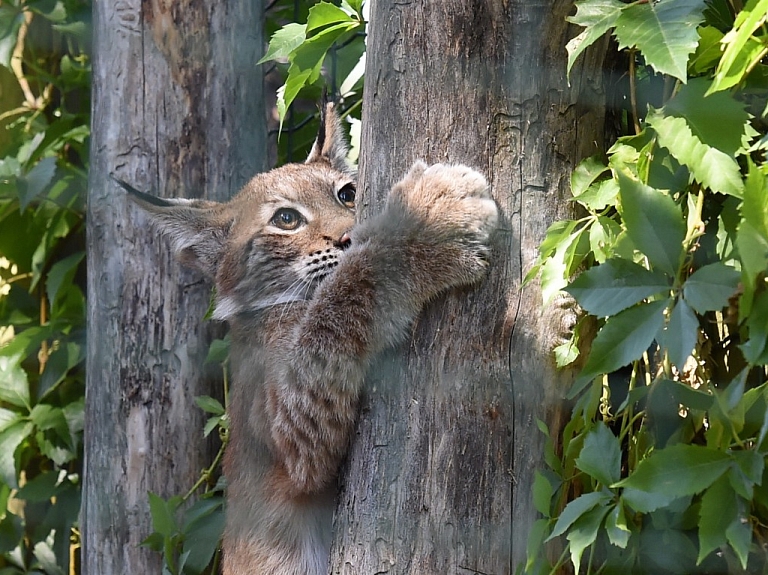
<box><xmin>392</xmin><ymin>161</ymin><xmax>499</xmax><ymax>287</ymax></box>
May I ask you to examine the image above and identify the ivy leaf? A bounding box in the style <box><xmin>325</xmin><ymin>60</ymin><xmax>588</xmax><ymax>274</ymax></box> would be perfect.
<box><xmin>710</xmin><ymin>0</ymin><xmax>768</xmax><ymax>93</ymax></box>
<box><xmin>565</xmin><ymin>258</ymin><xmax>671</xmax><ymax>317</ymax></box>
<box><xmin>306</xmin><ymin>1</ymin><xmax>355</xmax><ymax>33</ymax></box>
<box><xmin>567</xmin><ymin>503</ymin><xmax>610</xmax><ymax>573</ymax></box>
<box><xmin>613</xmin><ymin>0</ymin><xmax>707</xmax><ymax>81</ymax></box>
<box><xmin>566</xmin><ymin>0</ymin><xmax>626</xmax><ymax>80</ymax></box>
<box><xmin>740</xmin><ymin>291</ymin><xmax>768</xmax><ymax>365</ymax></box>
<box><xmin>571</xmin><ymin>156</ymin><xmax>610</xmax><ymax>197</ymax></box>
<box><xmin>604</xmin><ymin>503</ymin><xmax>631</xmax><ymax>549</ymax></box>
<box><xmin>662</xmin><ymin>298</ymin><xmax>698</xmax><ymax>369</ymax></box>
<box><xmin>575</xmin><ymin>423</ymin><xmax>621</xmax><ymax>486</ymax></box>
<box><xmin>46</xmin><ymin>251</ymin><xmax>84</xmax><ymax>309</ymax></box>
<box><xmin>17</xmin><ymin>157</ymin><xmax>57</xmax><ymax>211</ymax></box>
<box><xmin>689</xmin><ymin>26</ymin><xmax>725</xmax><ymax>75</ymax></box>
<box><xmin>547</xmin><ymin>491</ymin><xmax>611</xmax><ymax>540</ymax></box>
<box><xmin>618</xmin><ymin>172</ymin><xmax>685</xmax><ymax>277</ymax></box>
<box><xmin>616</xmin><ymin>444</ymin><xmax>731</xmax><ymax>501</ymax></box>
<box><xmin>147</xmin><ymin>492</ymin><xmax>180</xmax><ymax>538</ymax></box>
<box><xmin>682</xmin><ymin>262</ymin><xmax>740</xmax><ymax>314</ymax></box>
<box><xmin>0</xmin><ymin>354</ymin><xmax>30</xmax><ymax>410</ymax></box>
<box><xmin>726</xmin><ymin>510</ymin><xmax>752</xmax><ymax>570</ymax></box>
<box><xmin>697</xmin><ymin>475</ymin><xmax>737</xmax><ymax>564</ymax></box>
<box><xmin>573</xmin><ymin>300</ymin><xmax>667</xmax><ymax>396</ymax></box>
<box><xmin>0</xmin><ymin>421</ymin><xmax>33</xmax><ymax>488</ymax></box>
<box><xmin>194</xmin><ymin>396</ymin><xmax>225</xmax><ymax>416</ymax></box>
<box><xmin>258</xmin><ymin>23</ymin><xmax>307</xmax><ymax>63</ymax></box>
<box><xmin>533</xmin><ymin>471</ymin><xmax>553</xmax><ymax>517</ymax></box>
<box><xmin>646</xmin><ymin>110</ymin><xmax>744</xmax><ymax>197</ymax></box>
<box><xmin>182</xmin><ymin>497</ymin><xmax>225</xmax><ymax>574</ymax></box>
<box><xmin>664</xmin><ymin>78</ymin><xmax>750</xmax><ymax>156</ymax></box>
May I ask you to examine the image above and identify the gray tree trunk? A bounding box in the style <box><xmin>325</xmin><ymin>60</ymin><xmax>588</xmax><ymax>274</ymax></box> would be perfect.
<box><xmin>331</xmin><ymin>0</ymin><xmax>609</xmax><ymax>573</ymax></box>
<box><xmin>83</xmin><ymin>1</ymin><xmax>264</xmax><ymax>573</ymax></box>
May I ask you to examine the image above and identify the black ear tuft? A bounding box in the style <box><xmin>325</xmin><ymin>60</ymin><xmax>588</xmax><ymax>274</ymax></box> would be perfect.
<box><xmin>114</xmin><ymin>174</ymin><xmax>228</xmax><ymax>278</ymax></box>
<box><xmin>305</xmin><ymin>100</ymin><xmax>356</xmax><ymax>177</ymax></box>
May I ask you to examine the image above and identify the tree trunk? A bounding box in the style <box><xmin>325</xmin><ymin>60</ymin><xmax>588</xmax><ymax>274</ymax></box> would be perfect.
<box><xmin>83</xmin><ymin>1</ymin><xmax>264</xmax><ymax>573</ymax></box>
<box><xmin>331</xmin><ymin>1</ymin><xmax>609</xmax><ymax>572</ymax></box>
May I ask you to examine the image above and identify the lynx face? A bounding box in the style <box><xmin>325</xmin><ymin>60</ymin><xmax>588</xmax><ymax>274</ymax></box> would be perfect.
<box><xmin>211</xmin><ymin>165</ymin><xmax>356</xmax><ymax>320</ymax></box>
<box><xmin>119</xmin><ymin>103</ymin><xmax>356</xmax><ymax>321</ymax></box>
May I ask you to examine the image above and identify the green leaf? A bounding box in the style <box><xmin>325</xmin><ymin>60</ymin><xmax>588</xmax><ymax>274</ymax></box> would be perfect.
<box><xmin>604</xmin><ymin>503</ymin><xmax>631</xmax><ymax>548</ymax></box>
<box><xmin>571</xmin><ymin>156</ymin><xmax>610</xmax><ymax>197</ymax></box>
<box><xmin>616</xmin><ymin>444</ymin><xmax>731</xmax><ymax>502</ymax></box>
<box><xmin>17</xmin><ymin>157</ymin><xmax>57</xmax><ymax>211</ymax></box>
<box><xmin>203</xmin><ymin>415</ymin><xmax>223</xmax><ymax>438</ymax></box>
<box><xmin>664</xmin><ymin>78</ymin><xmax>751</xmax><ymax>156</ymax></box>
<box><xmin>646</xmin><ymin>110</ymin><xmax>744</xmax><ymax>198</ymax></box>
<box><xmin>46</xmin><ymin>252</ymin><xmax>84</xmax><ymax>309</ymax></box>
<box><xmin>0</xmin><ymin>421</ymin><xmax>33</xmax><ymax>488</ymax></box>
<box><xmin>205</xmin><ymin>336</ymin><xmax>230</xmax><ymax>365</ymax></box>
<box><xmin>0</xmin><ymin>408</ymin><xmax>19</xmax><ymax>434</ymax></box>
<box><xmin>697</xmin><ymin>474</ymin><xmax>737</xmax><ymax>564</ymax></box>
<box><xmin>662</xmin><ymin>298</ymin><xmax>698</xmax><ymax>369</ymax></box>
<box><xmin>258</xmin><ymin>23</ymin><xmax>307</xmax><ymax>63</ymax></box>
<box><xmin>741</xmin><ymin>291</ymin><xmax>768</xmax><ymax>364</ymax></box>
<box><xmin>726</xmin><ymin>510</ymin><xmax>752</xmax><ymax>569</ymax></box>
<box><xmin>618</xmin><ymin>172</ymin><xmax>685</xmax><ymax>276</ymax></box>
<box><xmin>621</xmin><ymin>486</ymin><xmax>681</xmax><ymax>513</ymax></box>
<box><xmin>689</xmin><ymin>26</ymin><xmax>725</xmax><ymax>75</ymax></box>
<box><xmin>533</xmin><ymin>471</ymin><xmax>553</xmax><ymax>517</ymax></box>
<box><xmin>710</xmin><ymin>0</ymin><xmax>768</xmax><ymax>93</ymax></box>
<box><xmin>575</xmin><ymin>178</ymin><xmax>620</xmax><ymax>211</ymax></box>
<box><xmin>682</xmin><ymin>262</ymin><xmax>740</xmax><ymax>314</ymax></box>
<box><xmin>306</xmin><ymin>2</ymin><xmax>355</xmax><ymax>33</ymax></box>
<box><xmin>547</xmin><ymin>491</ymin><xmax>611</xmax><ymax>540</ymax></box>
<box><xmin>147</xmin><ymin>492</ymin><xmax>180</xmax><ymax>538</ymax></box>
<box><xmin>565</xmin><ymin>258</ymin><xmax>671</xmax><ymax>317</ymax></box>
<box><xmin>0</xmin><ymin>354</ymin><xmax>30</xmax><ymax>409</ymax></box>
<box><xmin>613</xmin><ymin>0</ymin><xmax>707</xmax><ymax>81</ymax></box>
<box><xmin>182</xmin><ymin>498</ymin><xmax>225</xmax><ymax>574</ymax></box>
<box><xmin>567</xmin><ymin>503</ymin><xmax>610</xmax><ymax>573</ymax></box>
<box><xmin>575</xmin><ymin>423</ymin><xmax>621</xmax><ymax>486</ymax></box>
<box><xmin>15</xmin><ymin>470</ymin><xmax>58</xmax><ymax>502</ymax></box>
<box><xmin>589</xmin><ymin>215</ymin><xmax>622</xmax><ymax>263</ymax></box>
<box><xmin>525</xmin><ymin>519</ymin><xmax>551</xmax><ymax>572</ymax></box>
<box><xmin>575</xmin><ymin>299</ymin><xmax>667</xmax><ymax>392</ymax></box>
<box><xmin>194</xmin><ymin>395</ymin><xmax>225</xmax><ymax>416</ymax></box>
<box><xmin>566</xmin><ymin>0</ymin><xmax>626</xmax><ymax>80</ymax></box>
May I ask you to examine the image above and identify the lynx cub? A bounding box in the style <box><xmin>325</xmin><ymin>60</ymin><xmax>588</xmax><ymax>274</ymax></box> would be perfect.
<box><xmin>123</xmin><ymin>104</ymin><xmax>499</xmax><ymax>574</ymax></box>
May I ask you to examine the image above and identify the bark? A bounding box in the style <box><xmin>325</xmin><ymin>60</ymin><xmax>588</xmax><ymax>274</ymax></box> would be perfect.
<box><xmin>83</xmin><ymin>1</ymin><xmax>264</xmax><ymax>573</ymax></box>
<box><xmin>331</xmin><ymin>0</ymin><xmax>609</xmax><ymax>573</ymax></box>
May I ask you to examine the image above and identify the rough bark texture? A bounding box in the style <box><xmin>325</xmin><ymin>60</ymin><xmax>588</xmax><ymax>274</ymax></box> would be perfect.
<box><xmin>83</xmin><ymin>1</ymin><xmax>264</xmax><ymax>573</ymax></box>
<box><xmin>331</xmin><ymin>1</ymin><xmax>609</xmax><ymax>573</ymax></box>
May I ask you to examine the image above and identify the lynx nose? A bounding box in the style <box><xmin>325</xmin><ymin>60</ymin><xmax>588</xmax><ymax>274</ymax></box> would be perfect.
<box><xmin>336</xmin><ymin>232</ymin><xmax>352</xmax><ymax>250</ymax></box>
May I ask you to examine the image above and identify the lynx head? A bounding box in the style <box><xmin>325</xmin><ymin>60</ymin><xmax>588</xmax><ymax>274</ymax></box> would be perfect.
<box><xmin>120</xmin><ymin>103</ymin><xmax>357</xmax><ymax>321</ymax></box>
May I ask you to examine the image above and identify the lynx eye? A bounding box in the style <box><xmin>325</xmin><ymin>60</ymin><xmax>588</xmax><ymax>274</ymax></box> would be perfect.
<box><xmin>337</xmin><ymin>183</ymin><xmax>356</xmax><ymax>209</ymax></box>
<box><xmin>271</xmin><ymin>208</ymin><xmax>304</xmax><ymax>231</ymax></box>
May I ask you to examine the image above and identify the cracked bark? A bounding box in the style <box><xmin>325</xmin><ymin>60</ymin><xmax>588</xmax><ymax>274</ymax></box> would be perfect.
<box><xmin>83</xmin><ymin>1</ymin><xmax>264</xmax><ymax>573</ymax></box>
<box><xmin>330</xmin><ymin>0</ymin><xmax>610</xmax><ymax>573</ymax></box>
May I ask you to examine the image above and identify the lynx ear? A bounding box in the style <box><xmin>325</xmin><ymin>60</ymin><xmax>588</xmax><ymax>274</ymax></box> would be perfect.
<box><xmin>113</xmin><ymin>176</ymin><xmax>229</xmax><ymax>278</ymax></box>
<box><xmin>305</xmin><ymin>101</ymin><xmax>355</xmax><ymax>176</ymax></box>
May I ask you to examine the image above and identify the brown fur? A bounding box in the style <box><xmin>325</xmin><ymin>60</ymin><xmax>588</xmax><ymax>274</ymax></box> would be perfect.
<box><xmin>129</xmin><ymin>103</ymin><xmax>499</xmax><ymax>574</ymax></box>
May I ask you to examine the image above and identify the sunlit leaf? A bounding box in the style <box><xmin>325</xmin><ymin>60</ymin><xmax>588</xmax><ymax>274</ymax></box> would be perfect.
<box><xmin>710</xmin><ymin>0</ymin><xmax>768</xmax><ymax>93</ymax></box>
<box><xmin>547</xmin><ymin>491</ymin><xmax>611</xmax><ymax>540</ymax></box>
<box><xmin>616</xmin><ymin>444</ymin><xmax>731</xmax><ymax>499</ymax></box>
<box><xmin>566</xmin><ymin>258</ymin><xmax>671</xmax><ymax>317</ymax></box>
<box><xmin>575</xmin><ymin>423</ymin><xmax>621</xmax><ymax>486</ymax></box>
<box><xmin>575</xmin><ymin>300</ymin><xmax>667</xmax><ymax>395</ymax></box>
<box><xmin>567</xmin><ymin>503</ymin><xmax>610</xmax><ymax>573</ymax></box>
<box><xmin>683</xmin><ymin>262</ymin><xmax>740</xmax><ymax>314</ymax></box>
<box><xmin>613</xmin><ymin>0</ymin><xmax>707</xmax><ymax>81</ymax></box>
<box><xmin>618</xmin><ymin>172</ymin><xmax>685</xmax><ymax>276</ymax></box>
<box><xmin>646</xmin><ymin>111</ymin><xmax>744</xmax><ymax>197</ymax></box>
<box><xmin>662</xmin><ymin>298</ymin><xmax>698</xmax><ymax>369</ymax></box>
<box><xmin>566</xmin><ymin>0</ymin><xmax>626</xmax><ymax>80</ymax></box>
<box><xmin>258</xmin><ymin>23</ymin><xmax>307</xmax><ymax>63</ymax></box>
<box><xmin>0</xmin><ymin>421</ymin><xmax>33</xmax><ymax>488</ymax></box>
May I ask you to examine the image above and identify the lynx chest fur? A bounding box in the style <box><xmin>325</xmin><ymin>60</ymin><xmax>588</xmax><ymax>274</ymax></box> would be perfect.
<box><xmin>125</xmin><ymin>103</ymin><xmax>499</xmax><ymax>575</ymax></box>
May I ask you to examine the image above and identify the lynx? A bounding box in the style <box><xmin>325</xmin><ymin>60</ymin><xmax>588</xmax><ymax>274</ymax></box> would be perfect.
<box><xmin>121</xmin><ymin>103</ymin><xmax>499</xmax><ymax>574</ymax></box>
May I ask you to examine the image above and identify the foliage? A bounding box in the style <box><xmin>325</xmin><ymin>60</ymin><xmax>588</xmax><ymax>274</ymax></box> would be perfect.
<box><xmin>526</xmin><ymin>0</ymin><xmax>768</xmax><ymax>572</ymax></box>
<box><xmin>262</xmin><ymin>0</ymin><xmax>366</xmax><ymax>165</ymax></box>
<box><xmin>0</xmin><ymin>0</ymin><xmax>90</xmax><ymax>573</ymax></box>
